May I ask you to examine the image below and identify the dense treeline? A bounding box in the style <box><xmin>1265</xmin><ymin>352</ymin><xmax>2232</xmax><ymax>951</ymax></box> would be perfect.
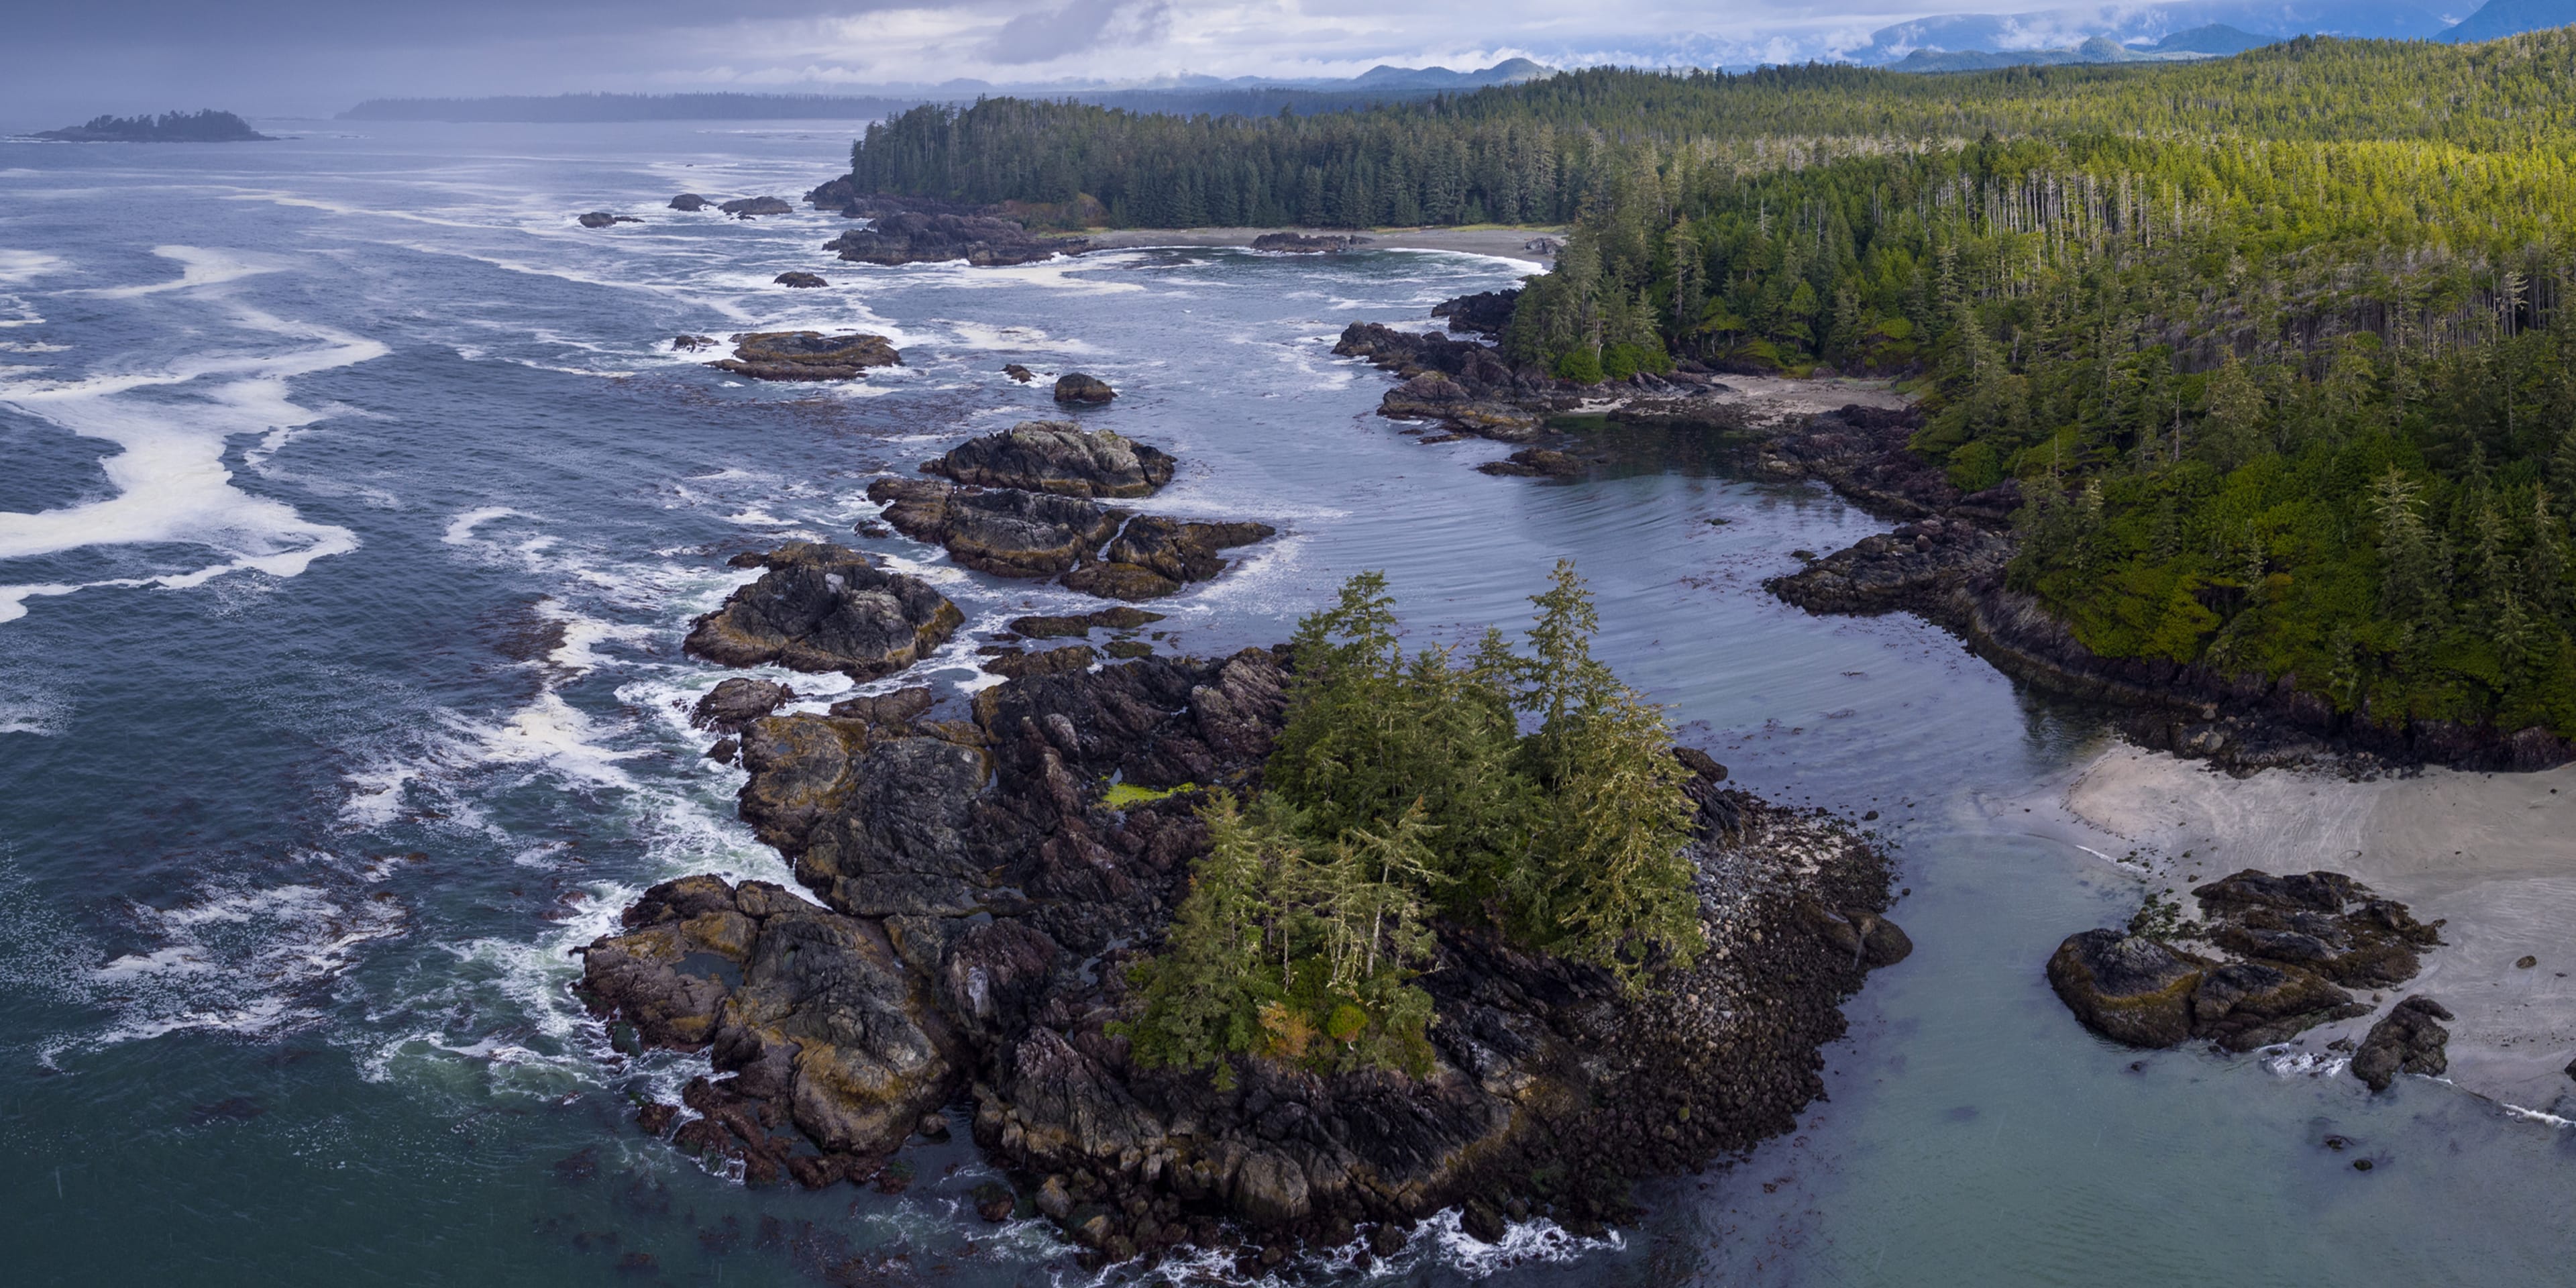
<box><xmin>851</xmin><ymin>32</ymin><xmax>2576</xmax><ymax>229</ymax></box>
<box><xmin>1119</xmin><ymin>566</ymin><xmax>1700</xmax><ymax>1083</ymax></box>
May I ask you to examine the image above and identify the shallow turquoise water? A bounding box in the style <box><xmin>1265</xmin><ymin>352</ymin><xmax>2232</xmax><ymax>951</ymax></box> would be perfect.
<box><xmin>0</xmin><ymin>119</ymin><xmax>2568</xmax><ymax>1286</ymax></box>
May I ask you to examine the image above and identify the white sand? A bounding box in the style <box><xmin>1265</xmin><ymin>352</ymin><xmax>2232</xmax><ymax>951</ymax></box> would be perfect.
<box><xmin>2014</xmin><ymin>745</ymin><xmax>2576</xmax><ymax>1108</ymax></box>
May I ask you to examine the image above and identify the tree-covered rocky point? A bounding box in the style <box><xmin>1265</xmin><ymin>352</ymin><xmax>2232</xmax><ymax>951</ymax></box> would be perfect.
<box><xmin>845</xmin><ymin>30</ymin><xmax>2576</xmax><ymax>747</ymax></box>
<box><xmin>1120</xmin><ymin>564</ymin><xmax>1701</xmax><ymax>1085</ymax></box>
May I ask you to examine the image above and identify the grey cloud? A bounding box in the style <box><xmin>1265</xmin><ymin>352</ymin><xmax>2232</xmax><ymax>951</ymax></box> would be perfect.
<box><xmin>984</xmin><ymin>0</ymin><xmax>1161</xmax><ymax>66</ymax></box>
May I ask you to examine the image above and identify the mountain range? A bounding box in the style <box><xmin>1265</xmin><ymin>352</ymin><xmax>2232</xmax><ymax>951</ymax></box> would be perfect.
<box><xmin>1851</xmin><ymin>1</ymin><xmax>2576</xmax><ymax>72</ymax></box>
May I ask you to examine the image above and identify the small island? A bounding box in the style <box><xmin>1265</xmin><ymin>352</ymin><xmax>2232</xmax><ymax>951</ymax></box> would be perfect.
<box><xmin>30</xmin><ymin>110</ymin><xmax>270</xmax><ymax>142</ymax></box>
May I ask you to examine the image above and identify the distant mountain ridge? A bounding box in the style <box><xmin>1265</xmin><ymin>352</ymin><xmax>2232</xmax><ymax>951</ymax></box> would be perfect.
<box><xmin>2438</xmin><ymin>0</ymin><xmax>2576</xmax><ymax>42</ymax></box>
<box><xmin>1843</xmin><ymin>2</ymin><xmax>2453</xmax><ymax>66</ymax></box>
<box><xmin>341</xmin><ymin>61</ymin><xmax>1554</xmax><ymax>123</ymax></box>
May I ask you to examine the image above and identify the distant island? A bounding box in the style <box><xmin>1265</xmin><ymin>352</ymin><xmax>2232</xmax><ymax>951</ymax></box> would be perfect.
<box><xmin>30</xmin><ymin>110</ymin><xmax>269</xmax><ymax>142</ymax></box>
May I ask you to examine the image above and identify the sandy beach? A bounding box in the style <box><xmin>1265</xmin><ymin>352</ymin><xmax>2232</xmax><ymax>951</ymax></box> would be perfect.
<box><xmin>2008</xmin><ymin>745</ymin><xmax>2576</xmax><ymax>1111</ymax></box>
<box><xmin>1085</xmin><ymin>225</ymin><xmax>1566</xmax><ymax>263</ymax></box>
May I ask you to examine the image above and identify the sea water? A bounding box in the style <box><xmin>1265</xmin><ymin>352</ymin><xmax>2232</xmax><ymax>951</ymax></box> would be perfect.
<box><xmin>0</xmin><ymin>119</ymin><xmax>2569</xmax><ymax>1286</ymax></box>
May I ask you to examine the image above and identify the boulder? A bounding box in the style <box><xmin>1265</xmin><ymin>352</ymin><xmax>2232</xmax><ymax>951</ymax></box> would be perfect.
<box><xmin>2192</xmin><ymin>869</ymin><xmax>2440</xmax><ymax>987</ymax></box>
<box><xmin>1060</xmin><ymin>517</ymin><xmax>1277</xmax><ymax>600</ymax></box>
<box><xmin>773</xmin><ymin>271</ymin><xmax>828</xmax><ymax>288</ymax></box>
<box><xmin>721</xmin><ymin>197</ymin><xmax>794</xmax><ymax>217</ymax></box>
<box><xmin>826</xmin><ymin>686</ymin><xmax>934</xmax><ymax>728</ymax></box>
<box><xmin>824</xmin><ymin>211</ymin><xmax>1085</xmax><ymax>266</ymax></box>
<box><xmin>1009</xmin><ymin>606</ymin><xmax>1165</xmax><ymax>638</ymax></box>
<box><xmin>1004</xmin><ymin>364</ymin><xmax>1036</xmax><ymax>383</ymax></box>
<box><xmin>684</xmin><ymin>543</ymin><xmax>963</xmax><ymax>678</ymax></box>
<box><xmin>672</xmin><ymin>334</ymin><xmax>718</xmax><ymax>351</ymax></box>
<box><xmin>1053</xmin><ymin>372</ymin><xmax>1117</xmax><ymax>405</ymax></box>
<box><xmin>923</xmin><ymin>422</ymin><xmax>1175</xmax><ymax>498</ymax></box>
<box><xmin>578</xmin><ymin>211</ymin><xmax>641</xmax><ymax>228</ymax></box>
<box><xmin>669</xmin><ymin>194</ymin><xmax>710</xmax><ymax>211</ymax></box>
<box><xmin>1477</xmin><ymin>448</ymin><xmax>1581</xmax><ymax>478</ymax></box>
<box><xmin>865</xmin><ymin>478</ymin><xmax>1123</xmax><ymax>578</ymax></box>
<box><xmin>2045</xmin><ymin>930</ymin><xmax>2206</xmax><ymax>1049</ymax></box>
<box><xmin>2351</xmin><ymin>996</ymin><xmax>2453</xmax><ymax>1091</ymax></box>
<box><xmin>708</xmin><ymin>331</ymin><xmax>902</xmax><ymax>381</ymax></box>
<box><xmin>692</xmin><ymin>677</ymin><xmax>796</xmax><ymax>733</ymax></box>
<box><xmin>2187</xmin><ymin>961</ymin><xmax>2366</xmax><ymax>1052</ymax></box>
<box><xmin>1433</xmin><ymin>288</ymin><xmax>1520</xmax><ymax>337</ymax></box>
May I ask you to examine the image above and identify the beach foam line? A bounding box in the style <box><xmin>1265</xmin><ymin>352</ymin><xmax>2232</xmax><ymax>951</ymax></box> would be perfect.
<box><xmin>76</xmin><ymin>246</ymin><xmax>279</xmax><ymax>299</ymax></box>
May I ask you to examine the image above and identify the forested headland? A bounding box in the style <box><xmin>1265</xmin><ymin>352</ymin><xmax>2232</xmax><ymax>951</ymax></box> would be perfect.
<box><xmin>843</xmin><ymin>29</ymin><xmax>2576</xmax><ymax>746</ymax></box>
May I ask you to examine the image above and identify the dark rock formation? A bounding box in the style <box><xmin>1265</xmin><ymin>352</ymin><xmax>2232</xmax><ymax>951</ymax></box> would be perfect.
<box><xmin>1060</xmin><ymin>517</ymin><xmax>1277</xmax><ymax>601</ymax></box>
<box><xmin>1768</xmin><ymin>517</ymin><xmax>2013</xmax><ymax>616</ymax></box>
<box><xmin>586</xmin><ymin>649</ymin><xmax>1904</xmax><ymax>1256</ymax></box>
<box><xmin>722</xmin><ymin>197</ymin><xmax>794</xmax><ymax>217</ymax></box>
<box><xmin>865</xmin><ymin>479</ymin><xmax>1122</xmax><ymax>578</ymax></box>
<box><xmin>672</xmin><ymin>335</ymin><xmax>718</xmax><ymax>352</ymax></box>
<box><xmin>577</xmin><ymin>875</ymin><xmax>966</xmax><ymax>1177</ymax></box>
<box><xmin>579</xmin><ymin>211</ymin><xmax>642</xmax><ymax>228</ymax></box>
<box><xmin>1010</xmin><ymin>607</ymin><xmax>1165</xmax><ymax>639</ymax></box>
<box><xmin>824</xmin><ymin>212</ymin><xmax>1086</xmax><ymax>266</ymax></box>
<box><xmin>923</xmin><ymin>423</ymin><xmax>1175</xmax><ymax>498</ymax></box>
<box><xmin>1251</xmin><ymin>232</ymin><xmax>1371</xmax><ymax>253</ymax></box>
<box><xmin>2351</xmin><ymin>997</ymin><xmax>2453</xmax><ymax>1091</ymax></box>
<box><xmin>2046</xmin><ymin>869</ymin><xmax>2434</xmax><ymax>1053</ymax></box>
<box><xmin>1053</xmin><ymin>373</ymin><xmax>1117</xmax><ymax>405</ymax></box>
<box><xmin>684</xmin><ymin>543</ymin><xmax>964</xmax><ymax>679</ymax></box>
<box><xmin>1432</xmin><ymin>289</ymin><xmax>1520</xmax><ymax>337</ymax></box>
<box><xmin>827</xmin><ymin>687</ymin><xmax>934</xmax><ymax>727</ymax></box>
<box><xmin>773</xmin><ymin>272</ymin><xmax>828</xmax><ymax>288</ymax></box>
<box><xmin>2047</xmin><ymin>930</ymin><xmax>2207</xmax><ymax>1049</ymax></box>
<box><xmin>806</xmin><ymin>178</ymin><xmax>858</xmax><ymax>209</ymax></box>
<box><xmin>1004</xmin><ymin>364</ymin><xmax>1036</xmax><ymax>383</ymax></box>
<box><xmin>693</xmin><ymin>678</ymin><xmax>796</xmax><ymax>734</ymax></box>
<box><xmin>669</xmin><ymin>194</ymin><xmax>710</xmax><ymax>211</ymax></box>
<box><xmin>1477</xmin><ymin>448</ymin><xmax>1581</xmax><ymax>478</ymax></box>
<box><xmin>1334</xmin><ymin>323</ymin><xmax>1545</xmax><ymax>441</ymax></box>
<box><xmin>708</xmin><ymin>331</ymin><xmax>901</xmax><ymax>381</ymax></box>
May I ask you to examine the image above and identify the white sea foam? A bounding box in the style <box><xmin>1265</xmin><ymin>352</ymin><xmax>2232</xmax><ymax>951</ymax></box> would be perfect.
<box><xmin>2262</xmin><ymin>1048</ymin><xmax>2350</xmax><ymax>1079</ymax></box>
<box><xmin>0</xmin><ymin>263</ymin><xmax>381</xmax><ymax>625</ymax></box>
<box><xmin>78</xmin><ymin>246</ymin><xmax>280</xmax><ymax>299</ymax></box>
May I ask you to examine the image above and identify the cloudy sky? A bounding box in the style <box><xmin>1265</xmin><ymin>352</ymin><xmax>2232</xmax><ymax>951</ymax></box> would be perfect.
<box><xmin>2</xmin><ymin>1</ymin><xmax>2471</xmax><ymax>121</ymax></box>
<box><xmin>0</xmin><ymin>1</ymin><xmax>2033</xmax><ymax>118</ymax></box>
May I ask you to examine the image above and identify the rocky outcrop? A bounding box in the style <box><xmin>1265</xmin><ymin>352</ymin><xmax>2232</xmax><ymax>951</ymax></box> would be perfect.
<box><xmin>1005</xmin><ymin>364</ymin><xmax>1036</xmax><ymax>383</ymax></box>
<box><xmin>722</xmin><ymin>197</ymin><xmax>794</xmax><ymax>217</ymax></box>
<box><xmin>1053</xmin><ymin>373</ymin><xmax>1116</xmax><ymax>405</ymax></box>
<box><xmin>2045</xmin><ymin>869</ymin><xmax>2434</xmax><ymax>1053</ymax></box>
<box><xmin>1061</xmin><ymin>517</ymin><xmax>1277</xmax><ymax>601</ymax></box>
<box><xmin>805</xmin><ymin>178</ymin><xmax>858</xmax><ymax>209</ymax></box>
<box><xmin>1432</xmin><ymin>289</ymin><xmax>1520</xmax><ymax>337</ymax></box>
<box><xmin>684</xmin><ymin>543</ymin><xmax>964</xmax><ymax>679</ymax></box>
<box><xmin>708</xmin><ymin>331</ymin><xmax>901</xmax><ymax>381</ymax></box>
<box><xmin>1251</xmin><ymin>232</ymin><xmax>1371</xmax><ymax>253</ymax></box>
<box><xmin>924</xmin><ymin>423</ymin><xmax>1175</xmax><ymax>498</ymax></box>
<box><xmin>773</xmin><ymin>272</ymin><xmax>828</xmax><ymax>288</ymax></box>
<box><xmin>2351</xmin><ymin>996</ymin><xmax>2453</xmax><ymax>1091</ymax></box>
<box><xmin>1767</xmin><ymin>517</ymin><xmax>2013</xmax><ymax>616</ymax></box>
<box><xmin>672</xmin><ymin>334</ymin><xmax>718</xmax><ymax>352</ymax></box>
<box><xmin>585</xmin><ymin>649</ymin><xmax>1905</xmax><ymax>1263</ymax></box>
<box><xmin>669</xmin><ymin>194</ymin><xmax>710</xmax><ymax>211</ymax></box>
<box><xmin>867</xmin><ymin>477</ymin><xmax>1272</xmax><ymax>600</ymax></box>
<box><xmin>692</xmin><ymin>677</ymin><xmax>795</xmax><ymax>734</ymax></box>
<box><xmin>865</xmin><ymin>478</ymin><xmax>1122</xmax><ymax>578</ymax></box>
<box><xmin>2047</xmin><ymin>930</ymin><xmax>2208</xmax><ymax>1049</ymax></box>
<box><xmin>1476</xmin><ymin>448</ymin><xmax>1581</xmax><ymax>478</ymax></box>
<box><xmin>1011</xmin><ymin>607</ymin><xmax>1165</xmax><ymax>638</ymax></box>
<box><xmin>824</xmin><ymin>212</ymin><xmax>1086</xmax><ymax>266</ymax></box>
<box><xmin>578</xmin><ymin>211</ymin><xmax>641</xmax><ymax>228</ymax></box>
<box><xmin>1334</xmin><ymin>323</ymin><xmax>1546</xmax><ymax>441</ymax></box>
<box><xmin>576</xmin><ymin>875</ymin><xmax>966</xmax><ymax>1181</ymax></box>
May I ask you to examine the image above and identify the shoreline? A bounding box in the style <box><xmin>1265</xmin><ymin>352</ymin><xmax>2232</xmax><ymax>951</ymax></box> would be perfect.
<box><xmin>2009</xmin><ymin>743</ymin><xmax>2576</xmax><ymax>1110</ymax></box>
<box><xmin>1083</xmin><ymin>225</ymin><xmax>1564</xmax><ymax>263</ymax></box>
